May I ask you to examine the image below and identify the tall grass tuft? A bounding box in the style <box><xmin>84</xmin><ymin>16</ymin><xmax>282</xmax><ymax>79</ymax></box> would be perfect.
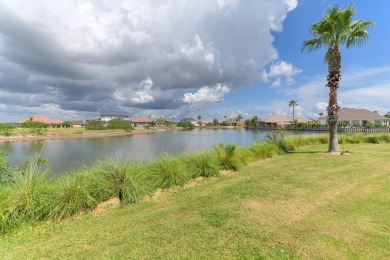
<box><xmin>0</xmin><ymin>155</ymin><xmax>51</xmax><ymax>233</ymax></box>
<box><xmin>343</xmin><ymin>133</ymin><xmax>365</xmax><ymax>144</ymax></box>
<box><xmin>182</xmin><ymin>152</ymin><xmax>220</xmax><ymax>178</ymax></box>
<box><xmin>249</xmin><ymin>141</ymin><xmax>282</xmax><ymax>159</ymax></box>
<box><xmin>235</xmin><ymin>146</ymin><xmax>256</xmax><ymax>166</ymax></box>
<box><xmin>149</xmin><ymin>154</ymin><xmax>191</xmax><ymax>188</ymax></box>
<box><xmin>93</xmin><ymin>159</ymin><xmax>150</xmax><ymax>205</ymax></box>
<box><xmin>47</xmin><ymin>173</ymin><xmax>98</xmax><ymax>220</ymax></box>
<box><xmin>213</xmin><ymin>144</ymin><xmax>243</xmax><ymax>171</ymax></box>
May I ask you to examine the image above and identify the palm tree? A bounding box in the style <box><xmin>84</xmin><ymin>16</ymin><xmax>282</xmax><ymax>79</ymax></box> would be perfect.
<box><xmin>302</xmin><ymin>4</ymin><xmax>373</xmax><ymax>152</ymax></box>
<box><xmin>288</xmin><ymin>100</ymin><xmax>298</xmax><ymax>123</ymax></box>
<box><xmin>237</xmin><ymin>114</ymin><xmax>243</xmax><ymax>126</ymax></box>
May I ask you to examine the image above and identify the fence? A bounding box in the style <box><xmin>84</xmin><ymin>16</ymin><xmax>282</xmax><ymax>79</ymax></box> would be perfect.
<box><xmin>247</xmin><ymin>126</ymin><xmax>390</xmax><ymax>133</ymax></box>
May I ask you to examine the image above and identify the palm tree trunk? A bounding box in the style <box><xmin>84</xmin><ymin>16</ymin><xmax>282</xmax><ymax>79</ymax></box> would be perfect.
<box><xmin>327</xmin><ymin>46</ymin><xmax>341</xmax><ymax>152</ymax></box>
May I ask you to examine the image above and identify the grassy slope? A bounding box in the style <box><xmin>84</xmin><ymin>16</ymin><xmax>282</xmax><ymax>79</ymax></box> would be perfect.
<box><xmin>1</xmin><ymin>143</ymin><xmax>389</xmax><ymax>259</ymax></box>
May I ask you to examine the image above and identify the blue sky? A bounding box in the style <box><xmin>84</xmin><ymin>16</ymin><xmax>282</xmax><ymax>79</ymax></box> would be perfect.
<box><xmin>0</xmin><ymin>0</ymin><xmax>389</xmax><ymax>122</ymax></box>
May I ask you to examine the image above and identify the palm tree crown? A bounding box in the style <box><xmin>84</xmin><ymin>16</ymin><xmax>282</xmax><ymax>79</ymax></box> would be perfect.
<box><xmin>302</xmin><ymin>4</ymin><xmax>373</xmax><ymax>152</ymax></box>
<box><xmin>302</xmin><ymin>4</ymin><xmax>373</xmax><ymax>62</ymax></box>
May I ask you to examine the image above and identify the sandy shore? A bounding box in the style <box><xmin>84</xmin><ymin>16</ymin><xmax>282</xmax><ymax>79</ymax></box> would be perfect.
<box><xmin>0</xmin><ymin>129</ymin><xmax>159</xmax><ymax>143</ymax></box>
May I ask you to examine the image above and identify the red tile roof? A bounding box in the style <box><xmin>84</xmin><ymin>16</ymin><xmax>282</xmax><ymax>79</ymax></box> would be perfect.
<box><xmin>18</xmin><ymin>115</ymin><xmax>64</xmax><ymax>125</ymax></box>
<box><xmin>130</xmin><ymin>117</ymin><xmax>153</xmax><ymax>123</ymax></box>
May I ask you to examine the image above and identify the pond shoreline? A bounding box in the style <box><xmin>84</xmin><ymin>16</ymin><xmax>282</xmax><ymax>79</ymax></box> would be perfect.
<box><xmin>0</xmin><ymin>128</ymin><xmax>160</xmax><ymax>143</ymax></box>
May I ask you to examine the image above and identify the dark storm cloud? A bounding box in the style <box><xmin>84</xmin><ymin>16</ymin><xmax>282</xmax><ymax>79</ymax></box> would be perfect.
<box><xmin>0</xmin><ymin>0</ymin><xmax>297</xmax><ymax>121</ymax></box>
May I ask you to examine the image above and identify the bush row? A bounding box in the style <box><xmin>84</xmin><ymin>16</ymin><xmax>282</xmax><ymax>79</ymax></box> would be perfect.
<box><xmin>1</xmin><ymin>132</ymin><xmax>390</xmax><ymax>234</ymax></box>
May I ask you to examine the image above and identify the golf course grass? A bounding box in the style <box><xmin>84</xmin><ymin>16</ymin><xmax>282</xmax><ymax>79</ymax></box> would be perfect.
<box><xmin>0</xmin><ymin>143</ymin><xmax>389</xmax><ymax>259</ymax></box>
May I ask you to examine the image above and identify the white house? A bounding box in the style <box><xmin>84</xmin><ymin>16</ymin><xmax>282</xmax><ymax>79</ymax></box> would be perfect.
<box><xmin>100</xmin><ymin>112</ymin><xmax>130</xmax><ymax>122</ymax></box>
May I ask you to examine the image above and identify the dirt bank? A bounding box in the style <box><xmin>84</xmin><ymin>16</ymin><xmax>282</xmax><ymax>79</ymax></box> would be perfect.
<box><xmin>0</xmin><ymin>128</ymin><xmax>159</xmax><ymax>143</ymax></box>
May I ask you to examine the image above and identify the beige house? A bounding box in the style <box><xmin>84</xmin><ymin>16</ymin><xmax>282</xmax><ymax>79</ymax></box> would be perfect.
<box><xmin>130</xmin><ymin>117</ymin><xmax>154</xmax><ymax>127</ymax></box>
<box><xmin>262</xmin><ymin>114</ymin><xmax>291</xmax><ymax>127</ymax></box>
<box><xmin>318</xmin><ymin>108</ymin><xmax>389</xmax><ymax>127</ymax></box>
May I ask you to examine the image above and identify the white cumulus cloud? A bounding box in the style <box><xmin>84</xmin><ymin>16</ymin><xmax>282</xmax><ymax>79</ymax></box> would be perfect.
<box><xmin>183</xmin><ymin>84</ymin><xmax>230</xmax><ymax>104</ymax></box>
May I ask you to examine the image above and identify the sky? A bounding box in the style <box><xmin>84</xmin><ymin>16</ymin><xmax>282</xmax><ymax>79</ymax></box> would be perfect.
<box><xmin>0</xmin><ymin>0</ymin><xmax>389</xmax><ymax>122</ymax></box>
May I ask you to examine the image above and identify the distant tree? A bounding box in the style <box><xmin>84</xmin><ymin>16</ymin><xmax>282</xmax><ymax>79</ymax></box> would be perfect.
<box><xmin>251</xmin><ymin>116</ymin><xmax>259</xmax><ymax>126</ymax></box>
<box><xmin>197</xmin><ymin>115</ymin><xmax>202</xmax><ymax>121</ymax></box>
<box><xmin>373</xmin><ymin>110</ymin><xmax>379</xmax><ymax>114</ymax></box>
<box><xmin>384</xmin><ymin>112</ymin><xmax>390</xmax><ymax>118</ymax></box>
<box><xmin>244</xmin><ymin>119</ymin><xmax>252</xmax><ymax>126</ymax></box>
<box><xmin>176</xmin><ymin>121</ymin><xmax>195</xmax><ymax>129</ymax></box>
<box><xmin>237</xmin><ymin>114</ymin><xmax>243</xmax><ymax>125</ymax></box>
<box><xmin>84</xmin><ymin>119</ymin><xmax>105</xmax><ymax>130</ymax></box>
<box><xmin>288</xmin><ymin>100</ymin><xmax>298</xmax><ymax>122</ymax></box>
<box><xmin>302</xmin><ymin>4</ymin><xmax>373</xmax><ymax>152</ymax></box>
<box><xmin>106</xmin><ymin>118</ymin><xmax>133</xmax><ymax>131</ymax></box>
<box><xmin>0</xmin><ymin>123</ymin><xmax>15</xmax><ymax>136</ymax></box>
<box><xmin>319</xmin><ymin>112</ymin><xmax>324</xmax><ymax>117</ymax></box>
<box><xmin>213</xmin><ymin>118</ymin><xmax>219</xmax><ymax>126</ymax></box>
<box><xmin>62</xmin><ymin>121</ymin><xmax>72</xmax><ymax>128</ymax></box>
<box><xmin>20</xmin><ymin>121</ymin><xmax>48</xmax><ymax>135</ymax></box>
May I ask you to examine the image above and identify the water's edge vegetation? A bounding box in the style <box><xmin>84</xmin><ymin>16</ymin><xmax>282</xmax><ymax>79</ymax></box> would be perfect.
<box><xmin>1</xmin><ymin>132</ymin><xmax>390</xmax><ymax>234</ymax></box>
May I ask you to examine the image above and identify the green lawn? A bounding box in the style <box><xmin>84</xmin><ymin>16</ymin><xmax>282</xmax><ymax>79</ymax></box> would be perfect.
<box><xmin>1</xmin><ymin>143</ymin><xmax>389</xmax><ymax>259</ymax></box>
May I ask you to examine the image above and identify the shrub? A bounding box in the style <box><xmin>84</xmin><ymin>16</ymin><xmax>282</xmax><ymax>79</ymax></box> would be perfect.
<box><xmin>176</xmin><ymin>121</ymin><xmax>195</xmax><ymax>129</ymax></box>
<box><xmin>213</xmin><ymin>144</ymin><xmax>243</xmax><ymax>171</ymax></box>
<box><xmin>149</xmin><ymin>154</ymin><xmax>191</xmax><ymax>188</ymax></box>
<box><xmin>106</xmin><ymin>119</ymin><xmax>134</xmax><ymax>131</ymax></box>
<box><xmin>84</xmin><ymin>120</ymin><xmax>105</xmax><ymax>130</ymax></box>
<box><xmin>19</xmin><ymin>121</ymin><xmax>48</xmax><ymax>135</ymax></box>
<box><xmin>182</xmin><ymin>152</ymin><xmax>220</xmax><ymax>178</ymax></box>
<box><xmin>0</xmin><ymin>123</ymin><xmax>15</xmax><ymax>136</ymax></box>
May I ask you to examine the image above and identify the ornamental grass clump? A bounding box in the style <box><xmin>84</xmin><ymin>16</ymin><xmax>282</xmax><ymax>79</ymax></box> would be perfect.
<box><xmin>343</xmin><ymin>133</ymin><xmax>365</xmax><ymax>144</ymax></box>
<box><xmin>149</xmin><ymin>154</ymin><xmax>191</xmax><ymax>189</ymax></box>
<box><xmin>182</xmin><ymin>152</ymin><xmax>220</xmax><ymax>178</ymax></box>
<box><xmin>47</xmin><ymin>173</ymin><xmax>98</xmax><ymax>220</ymax></box>
<box><xmin>0</xmin><ymin>156</ymin><xmax>51</xmax><ymax>233</ymax></box>
<box><xmin>248</xmin><ymin>141</ymin><xmax>282</xmax><ymax>159</ymax></box>
<box><xmin>363</xmin><ymin>134</ymin><xmax>390</xmax><ymax>144</ymax></box>
<box><xmin>213</xmin><ymin>144</ymin><xmax>243</xmax><ymax>171</ymax></box>
<box><xmin>93</xmin><ymin>159</ymin><xmax>150</xmax><ymax>205</ymax></box>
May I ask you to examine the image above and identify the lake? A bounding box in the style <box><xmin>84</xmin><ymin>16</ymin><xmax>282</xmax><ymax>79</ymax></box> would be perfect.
<box><xmin>0</xmin><ymin>129</ymin><xmax>311</xmax><ymax>172</ymax></box>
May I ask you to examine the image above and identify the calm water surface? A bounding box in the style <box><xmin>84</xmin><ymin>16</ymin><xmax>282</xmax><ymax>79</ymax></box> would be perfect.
<box><xmin>0</xmin><ymin>129</ymin><xmax>310</xmax><ymax>172</ymax></box>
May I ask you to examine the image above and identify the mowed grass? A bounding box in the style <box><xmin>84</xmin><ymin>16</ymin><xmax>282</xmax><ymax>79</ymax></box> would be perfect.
<box><xmin>1</xmin><ymin>143</ymin><xmax>389</xmax><ymax>259</ymax></box>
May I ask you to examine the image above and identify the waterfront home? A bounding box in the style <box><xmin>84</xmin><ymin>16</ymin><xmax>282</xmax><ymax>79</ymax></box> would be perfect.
<box><xmin>130</xmin><ymin>117</ymin><xmax>154</xmax><ymax>127</ymax></box>
<box><xmin>318</xmin><ymin>108</ymin><xmax>389</xmax><ymax>127</ymax></box>
<box><xmin>71</xmin><ymin>120</ymin><xmax>84</xmax><ymax>128</ymax></box>
<box><xmin>262</xmin><ymin>114</ymin><xmax>292</xmax><ymax>127</ymax></box>
<box><xmin>100</xmin><ymin>112</ymin><xmax>130</xmax><ymax>122</ymax></box>
<box><xmin>226</xmin><ymin>117</ymin><xmax>242</xmax><ymax>126</ymax></box>
<box><xmin>17</xmin><ymin>115</ymin><xmax>64</xmax><ymax>127</ymax></box>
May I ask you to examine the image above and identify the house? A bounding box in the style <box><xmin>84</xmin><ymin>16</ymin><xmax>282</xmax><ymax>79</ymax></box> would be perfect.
<box><xmin>17</xmin><ymin>115</ymin><xmax>64</xmax><ymax>126</ymax></box>
<box><xmin>71</xmin><ymin>120</ymin><xmax>84</xmax><ymax>128</ymax></box>
<box><xmin>226</xmin><ymin>117</ymin><xmax>241</xmax><ymax>126</ymax></box>
<box><xmin>318</xmin><ymin>108</ymin><xmax>389</xmax><ymax>127</ymax></box>
<box><xmin>262</xmin><ymin>114</ymin><xmax>292</xmax><ymax>127</ymax></box>
<box><xmin>294</xmin><ymin>116</ymin><xmax>313</xmax><ymax>123</ymax></box>
<box><xmin>130</xmin><ymin>117</ymin><xmax>154</xmax><ymax>127</ymax></box>
<box><xmin>100</xmin><ymin>112</ymin><xmax>130</xmax><ymax>122</ymax></box>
